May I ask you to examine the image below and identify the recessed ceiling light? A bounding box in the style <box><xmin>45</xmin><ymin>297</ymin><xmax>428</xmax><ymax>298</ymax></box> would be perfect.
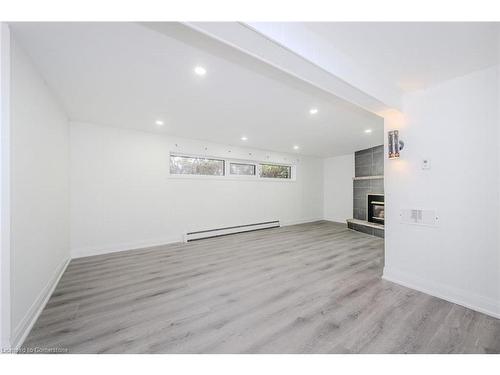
<box><xmin>309</xmin><ymin>108</ymin><xmax>318</xmax><ymax>115</ymax></box>
<box><xmin>155</xmin><ymin>120</ymin><xmax>164</xmax><ymax>126</ymax></box>
<box><xmin>365</xmin><ymin>129</ymin><xmax>372</xmax><ymax>133</ymax></box>
<box><xmin>194</xmin><ymin>66</ymin><xmax>207</xmax><ymax>76</ymax></box>
<box><xmin>293</xmin><ymin>145</ymin><xmax>300</xmax><ymax>150</ymax></box>
<box><xmin>240</xmin><ymin>136</ymin><xmax>248</xmax><ymax>141</ymax></box>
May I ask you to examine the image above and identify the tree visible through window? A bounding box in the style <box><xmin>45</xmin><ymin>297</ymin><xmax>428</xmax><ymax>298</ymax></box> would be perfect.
<box><xmin>259</xmin><ymin>164</ymin><xmax>291</xmax><ymax>179</ymax></box>
<box><xmin>170</xmin><ymin>155</ymin><xmax>225</xmax><ymax>176</ymax></box>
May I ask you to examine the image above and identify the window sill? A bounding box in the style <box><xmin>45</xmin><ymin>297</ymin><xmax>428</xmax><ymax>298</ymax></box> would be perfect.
<box><xmin>167</xmin><ymin>174</ymin><xmax>296</xmax><ymax>182</ymax></box>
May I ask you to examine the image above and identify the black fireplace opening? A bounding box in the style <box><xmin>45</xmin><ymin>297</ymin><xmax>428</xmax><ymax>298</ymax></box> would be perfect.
<box><xmin>367</xmin><ymin>194</ymin><xmax>384</xmax><ymax>224</ymax></box>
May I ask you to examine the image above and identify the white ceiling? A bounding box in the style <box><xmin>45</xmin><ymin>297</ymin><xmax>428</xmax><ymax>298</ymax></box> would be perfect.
<box><xmin>9</xmin><ymin>22</ymin><xmax>384</xmax><ymax>158</ymax></box>
<box><xmin>304</xmin><ymin>22</ymin><xmax>500</xmax><ymax>92</ymax></box>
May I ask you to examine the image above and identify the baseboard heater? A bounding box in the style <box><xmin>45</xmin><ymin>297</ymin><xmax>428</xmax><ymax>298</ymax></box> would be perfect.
<box><xmin>184</xmin><ymin>220</ymin><xmax>280</xmax><ymax>242</ymax></box>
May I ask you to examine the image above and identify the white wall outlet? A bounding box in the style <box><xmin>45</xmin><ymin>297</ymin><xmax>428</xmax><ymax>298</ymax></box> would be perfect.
<box><xmin>422</xmin><ymin>159</ymin><xmax>431</xmax><ymax>170</ymax></box>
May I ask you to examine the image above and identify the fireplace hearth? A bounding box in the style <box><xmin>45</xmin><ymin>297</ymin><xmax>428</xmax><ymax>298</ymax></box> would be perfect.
<box><xmin>367</xmin><ymin>194</ymin><xmax>384</xmax><ymax>224</ymax></box>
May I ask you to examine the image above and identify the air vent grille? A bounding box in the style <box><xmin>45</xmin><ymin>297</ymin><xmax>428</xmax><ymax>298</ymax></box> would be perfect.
<box><xmin>400</xmin><ymin>209</ymin><xmax>438</xmax><ymax>226</ymax></box>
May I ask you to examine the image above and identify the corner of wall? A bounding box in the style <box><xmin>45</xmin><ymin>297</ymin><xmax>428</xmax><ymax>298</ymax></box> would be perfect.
<box><xmin>383</xmin><ymin>266</ymin><xmax>500</xmax><ymax>319</ymax></box>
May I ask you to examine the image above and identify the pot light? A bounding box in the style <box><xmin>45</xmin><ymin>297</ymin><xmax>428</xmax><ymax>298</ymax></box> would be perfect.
<box><xmin>309</xmin><ymin>108</ymin><xmax>318</xmax><ymax>115</ymax></box>
<box><xmin>293</xmin><ymin>145</ymin><xmax>300</xmax><ymax>150</ymax></box>
<box><xmin>364</xmin><ymin>129</ymin><xmax>372</xmax><ymax>133</ymax></box>
<box><xmin>194</xmin><ymin>66</ymin><xmax>207</xmax><ymax>76</ymax></box>
<box><xmin>155</xmin><ymin>120</ymin><xmax>164</xmax><ymax>126</ymax></box>
<box><xmin>240</xmin><ymin>136</ymin><xmax>248</xmax><ymax>141</ymax></box>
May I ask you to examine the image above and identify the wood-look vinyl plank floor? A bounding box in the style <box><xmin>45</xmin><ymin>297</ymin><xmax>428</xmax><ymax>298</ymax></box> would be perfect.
<box><xmin>23</xmin><ymin>221</ymin><xmax>500</xmax><ymax>353</ymax></box>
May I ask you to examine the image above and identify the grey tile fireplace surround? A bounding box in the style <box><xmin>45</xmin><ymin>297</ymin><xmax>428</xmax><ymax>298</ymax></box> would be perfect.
<box><xmin>348</xmin><ymin>145</ymin><xmax>384</xmax><ymax>238</ymax></box>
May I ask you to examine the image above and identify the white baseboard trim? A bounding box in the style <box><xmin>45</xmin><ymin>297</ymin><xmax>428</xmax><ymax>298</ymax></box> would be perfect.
<box><xmin>281</xmin><ymin>217</ymin><xmax>324</xmax><ymax>226</ymax></box>
<box><xmin>11</xmin><ymin>257</ymin><xmax>70</xmax><ymax>349</ymax></box>
<box><xmin>71</xmin><ymin>236</ymin><xmax>183</xmax><ymax>259</ymax></box>
<box><xmin>383</xmin><ymin>267</ymin><xmax>500</xmax><ymax>319</ymax></box>
<box><xmin>323</xmin><ymin>217</ymin><xmax>348</xmax><ymax>225</ymax></box>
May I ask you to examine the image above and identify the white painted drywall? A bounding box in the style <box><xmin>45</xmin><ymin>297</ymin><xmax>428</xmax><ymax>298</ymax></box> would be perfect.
<box><xmin>0</xmin><ymin>22</ymin><xmax>11</xmax><ymax>349</ymax></box>
<box><xmin>10</xmin><ymin>38</ymin><xmax>70</xmax><ymax>344</ymax></box>
<box><xmin>187</xmin><ymin>22</ymin><xmax>391</xmax><ymax>114</ymax></box>
<box><xmin>323</xmin><ymin>154</ymin><xmax>354</xmax><ymax>223</ymax></box>
<box><xmin>70</xmin><ymin>122</ymin><xmax>324</xmax><ymax>258</ymax></box>
<box><xmin>383</xmin><ymin>66</ymin><xmax>500</xmax><ymax>318</ymax></box>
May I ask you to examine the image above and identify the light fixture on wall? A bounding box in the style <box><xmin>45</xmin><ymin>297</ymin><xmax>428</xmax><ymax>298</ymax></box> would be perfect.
<box><xmin>388</xmin><ymin>130</ymin><xmax>404</xmax><ymax>159</ymax></box>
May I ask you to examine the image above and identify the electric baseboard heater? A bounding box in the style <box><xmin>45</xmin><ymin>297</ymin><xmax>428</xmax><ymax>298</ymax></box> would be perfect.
<box><xmin>184</xmin><ymin>220</ymin><xmax>280</xmax><ymax>242</ymax></box>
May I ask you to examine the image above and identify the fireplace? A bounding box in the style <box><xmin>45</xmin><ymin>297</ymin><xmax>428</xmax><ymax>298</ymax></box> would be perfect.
<box><xmin>367</xmin><ymin>194</ymin><xmax>384</xmax><ymax>225</ymax></box>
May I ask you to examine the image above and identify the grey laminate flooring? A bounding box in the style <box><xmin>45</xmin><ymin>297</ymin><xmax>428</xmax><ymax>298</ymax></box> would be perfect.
<box><xmin>23</xmin><ymin>221</ymin><xmax>500</xmax><ymax>353</ymax></box>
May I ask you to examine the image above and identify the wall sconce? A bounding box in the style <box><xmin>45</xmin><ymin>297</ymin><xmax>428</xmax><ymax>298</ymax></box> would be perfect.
<box><xmin>388</xmin><ymin>130</ymin><xmax>404</xmax><ymax>159</ymax></box>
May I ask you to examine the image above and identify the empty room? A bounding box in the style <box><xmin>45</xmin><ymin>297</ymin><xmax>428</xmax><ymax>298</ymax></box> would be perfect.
<box><xmin>1</xmin><ymin>15</ymin><xmax>500</xmax><ymax>364</ymax></box>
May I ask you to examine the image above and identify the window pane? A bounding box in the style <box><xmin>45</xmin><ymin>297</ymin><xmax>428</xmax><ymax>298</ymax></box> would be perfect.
<box><xmin>170</xmin><ymin>155</ymin><xmax>224</xmax><ymax>176</ymax></box>
<box><xmin>230</xmin><ymin>163</ymin><xmax>256</xmax><ymax>176</ymax></box>
<box><xmin>259</xmin><ymin>164</ymin><xmax>291</xmax><ymax>179</ymax></box>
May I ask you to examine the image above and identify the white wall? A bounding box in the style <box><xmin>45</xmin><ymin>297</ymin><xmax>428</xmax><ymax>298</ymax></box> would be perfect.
<box><xmin>10</xmin><ymin>38</ymin><xmax>70</xmax><ymax>345</ymax></box>
<box><xmin>0</xmin><ymin>22</ymin><xmax>11</xmax><ymax>349</ymax></box>
<box><xmin>496</xmin><ymin>40</ymin><xmax>500</xmax><ymax>318</ymax></box>
<box><xmin>70</xmin><ymin>122</ymin><xmax>324</xmax><ymax>258</ymax></box>
<box><xmin>383</xmin><ymin>66</ymin><xmax>500</xmax><ymax>318</ymax></box>
<box><xmin>323</xmin><ymin>154</ymin><xmax>354</xmax><ymax>223</ymax></box>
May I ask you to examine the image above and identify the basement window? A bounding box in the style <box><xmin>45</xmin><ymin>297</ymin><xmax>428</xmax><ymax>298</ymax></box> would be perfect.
<box><xmin>169</xmin><ymin>153</ymin><xmax>294</xmax><ymax>181</ymax></box>
<box><xmin>230</xmin><ymin>162</ymin><xmax>256</xmax><ymax>176</ymax></box>
<box><xmin>259</xmin><ymin>164</ymin><xmax>292</xmax><ymax>179</ymax></box>
<box><xmin>170</xmin><ymin>155</ymin><xmax>225</xmax><ymax>176</ymax></box>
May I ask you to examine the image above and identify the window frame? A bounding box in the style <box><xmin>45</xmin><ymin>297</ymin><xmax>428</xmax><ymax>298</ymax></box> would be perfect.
<box><xmin>168</xmin><ymin>152</ymin><xmax>296</xmax><ymax>182</ymax></box>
